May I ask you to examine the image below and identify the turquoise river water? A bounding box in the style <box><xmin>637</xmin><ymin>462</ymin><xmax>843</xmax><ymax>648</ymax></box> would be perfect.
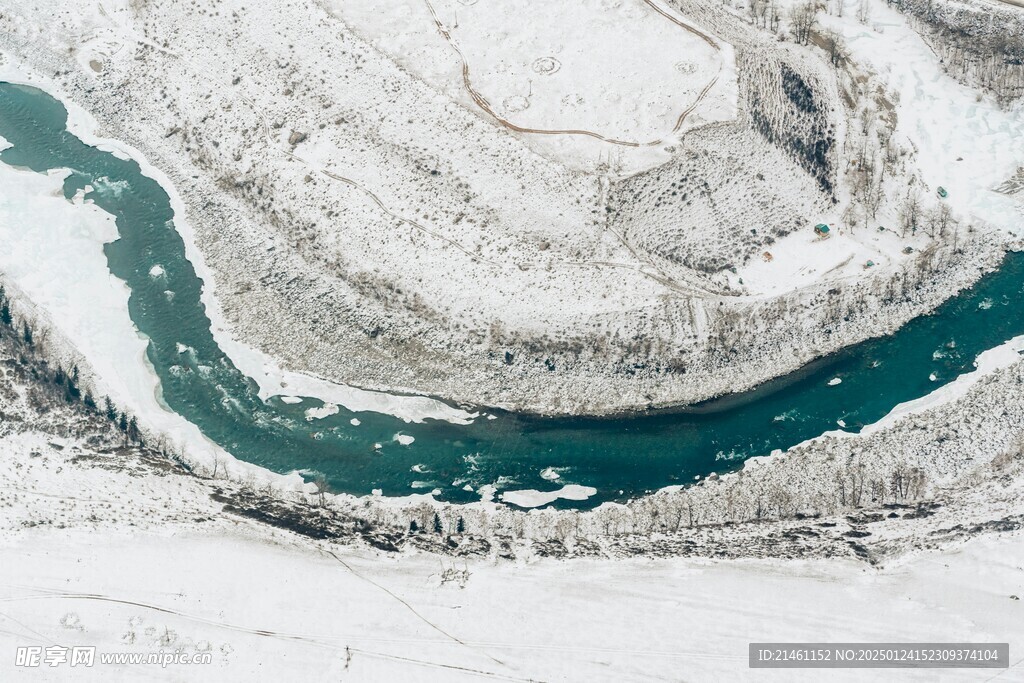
<box><xmin>1</xmin><ymin>81</ymin><xmax>1022</xmax><ymax>508</ymax></box>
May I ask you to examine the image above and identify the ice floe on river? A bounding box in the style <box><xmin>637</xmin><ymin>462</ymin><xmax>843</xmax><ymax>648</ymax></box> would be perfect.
<box><xmin>304</xmin><ymin>402</ymin><xmax>339</xmax><ymax>421</ymax></box>
<box><xmin>501</xmin><ymin>484</ymin><xmax>599</xmax><ymax>508</ymax></box>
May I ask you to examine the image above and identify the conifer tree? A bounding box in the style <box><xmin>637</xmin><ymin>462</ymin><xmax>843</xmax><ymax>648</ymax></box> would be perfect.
<box><xmin>127</xmin><ymin>416</ymin><xmax>141</xmax><ymax>444</ymax></box>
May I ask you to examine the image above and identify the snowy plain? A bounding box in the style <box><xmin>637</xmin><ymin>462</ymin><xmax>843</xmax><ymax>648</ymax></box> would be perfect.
<box><xmin>1</xmin><ymin>524</ymin><xmax>1022</xmax><ymax>681</ymax></box>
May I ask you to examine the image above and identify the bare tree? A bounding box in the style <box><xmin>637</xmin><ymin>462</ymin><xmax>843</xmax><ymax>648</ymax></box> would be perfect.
<box><xmin>890</xmin><ymin>463</ymin><xmax>911</xmax><ymax>500</ymax></box>
<box><xmin>210</xmin><ymin>451</ymin><xmax>221</xmax><ymax>479</ymax></box>
<box><xmin>313</xmin><ymin>474</ymin><xmax>329</xmax><ymax>507</ymax></box>
<box><xmin>900</xmin><ymin>187</ymin><xmax>922</xmax><ymax>238</ymax></box>
<box><xmin>769</xmin><ymin>0</ymin><xmax>782</xmax><ymax>32</ymax></box>
<box><xmin>856</xmin><ymin>0</ymin><xmax>871</xmax><ymax>23</ymax></box>
<box><xmin>748</xmin><ymin>0</ymin><xmax>767</xmax><ymax>26</ymax></box>
<box><xmin>847</xmin><ymin>463</ymin><xmax>867</xmax><ymax>507</ymax></box>
<box><xmin>822</xmin><ymin>28</ymin><xmax>849</xmax><ymax>68</ymax></box>
<box><xmin>931</xmin><ymin>202</ymin><xmax>954</xmax><ymax>240</ymax></box>
<box><xmin>790</xmin><ymin>1</ymin><xmax>819</xmax><ymax>45</ymax></box>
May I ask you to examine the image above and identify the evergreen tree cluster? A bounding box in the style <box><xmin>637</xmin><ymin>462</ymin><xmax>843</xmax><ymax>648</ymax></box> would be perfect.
<box><xmin>0</xmin><ymin>284</ymin><xmax>143</xmax><ymax>446</ymax></box>
<box><xmin>407</xmin><ymin>512</ymin><xmax>467</xmax><ymax>537</ymax></box>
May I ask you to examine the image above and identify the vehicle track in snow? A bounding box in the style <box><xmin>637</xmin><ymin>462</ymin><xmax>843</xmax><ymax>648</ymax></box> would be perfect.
<box><xmin>422</xmin><ymin>0</ymin><xmax>724</xmax><ymax>149</ymax></box>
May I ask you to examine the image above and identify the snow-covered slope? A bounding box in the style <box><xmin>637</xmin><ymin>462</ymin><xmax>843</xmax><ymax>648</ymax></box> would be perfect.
<box><xmin>0</xmin><ymin>0</ymin><xmax>1009</xmax><ymax>413</ymax></box>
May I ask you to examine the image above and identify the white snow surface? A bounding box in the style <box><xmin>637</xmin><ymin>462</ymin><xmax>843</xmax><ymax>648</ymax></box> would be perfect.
<box><xmin>330</xmin><ymin>0</ymin><xmax>738</xmax><ymax>176</ymax></box>
<box><xmin>0</xmin><ymin>524</ymin><xmax>1022</xmax><ymax>681</ymax></box>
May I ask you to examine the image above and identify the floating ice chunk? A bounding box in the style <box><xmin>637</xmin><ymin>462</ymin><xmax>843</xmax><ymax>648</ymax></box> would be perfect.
<box><xmin>94</xmin><ymin>176</ymin><xmax>130</xmax><ymax>197</ymax></box>
<box><xmin>279</xmin><ymin>396</ymin><xmax>303</xmax><ymax>404</ymax></box>
<box><xmin>149</xmin><ymin>264</ymin><xmax>166</xmax><ymax>278</ymax></box>
<box><xmin>304</xmin><ymin>403</ymin><xmax>339</xmax><ymax>421</ymax></box>
<box><xmin>540</xmin><ymin>467</ymin><xmax>561</xmax><ymax>481</ymax></box>
<box><xmin>827</xmin><ymin>377</ymin><xmax>842</xmax><ymax>386</ymax></box>
<box><xmin>350</xmin><ymin>418</ymin><xmax>361</xmax><ymax>426</ymax></box>
<box><xmin>501</xmin><ymin>484</ymin><xmax>598</xmax><ymax>508</ymax></box>
<box><xmin>394</xmin><ymin>433</ymin><xmax>415</xmax><ymax>446</ymax></box>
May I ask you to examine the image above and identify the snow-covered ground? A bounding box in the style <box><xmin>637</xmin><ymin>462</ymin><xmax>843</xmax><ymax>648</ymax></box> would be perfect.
<box><xmin>0</xmin><ymin>0</ymin><xmax>1018</xmax><ymax>507</ymax></box>
<box><xmin>0</xmin><ymin>161</ymin><xmax>234</xmax><ymax>466</ymax></box>
<box><xmin>2</xmin><ymin>515</ymin><xmax>1022</xmax><ymax>681</ymax></box>
<box><xmin>1</xmin><ymin>336</ymin><xmax>1023</xmax><ymax>681</ymax></box>
<box><xmin>330</xmin><ymin>0</ymin><xmax>738</xmax><ymax>176</ymax></box>
<box><xmin>817</xmin><ymin>0</ymin><xmax>1024</xmax><ymax>231</ymax></box>
<box><xmin>730</xmin><ymin>225</ymin><xmax>901</xmax><ymax>297</ymax></box>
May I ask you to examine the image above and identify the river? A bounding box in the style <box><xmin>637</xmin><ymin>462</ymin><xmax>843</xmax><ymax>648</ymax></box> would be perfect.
<box><xmin>1</xmin><ymin>80</ymin><xmax>1022</xmax><ymax>508</ymax></box>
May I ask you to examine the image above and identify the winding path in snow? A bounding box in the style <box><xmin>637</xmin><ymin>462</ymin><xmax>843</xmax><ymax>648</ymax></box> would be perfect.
<box><xmin>422</xmin><ymin>0</ymin><xmax>726</xmax><ymax>149</ymax></box>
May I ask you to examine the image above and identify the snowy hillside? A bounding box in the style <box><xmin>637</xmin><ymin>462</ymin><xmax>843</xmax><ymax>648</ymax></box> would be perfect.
<box><xmin>1</xmin><ymin>0</ymin><xmax>1016</xmax><ymax>413</ymax></box>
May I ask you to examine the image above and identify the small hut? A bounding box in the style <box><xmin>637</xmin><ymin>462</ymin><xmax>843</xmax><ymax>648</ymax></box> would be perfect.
<box><xmin>814</xmin><ymin>223</ymin><xmax>831</xmax><ymax>238</ymax></box>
